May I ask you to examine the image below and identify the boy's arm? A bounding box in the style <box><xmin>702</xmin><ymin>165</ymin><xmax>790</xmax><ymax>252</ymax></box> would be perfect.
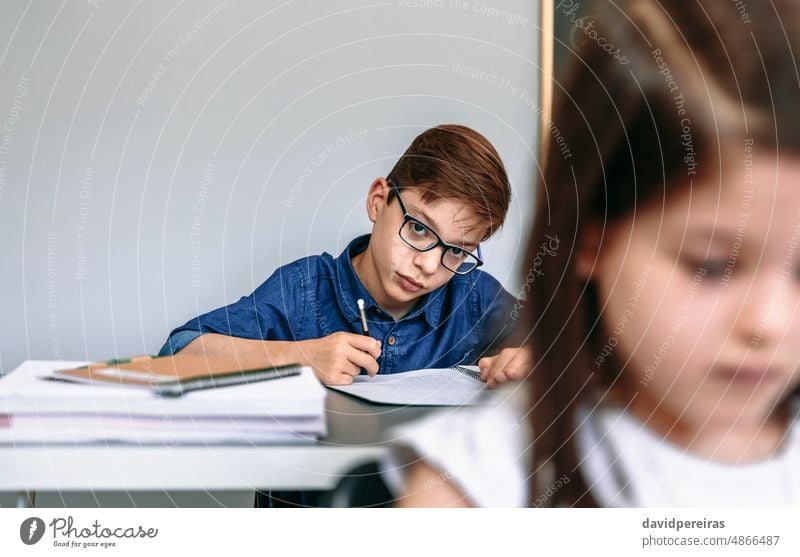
<box><xmin>177</xmin><ymin>332</ymin><xmax>382</xmax><ymax>386</ymax></box>
<box><xmin>475</xmin><ymin>275</ymin><xmax>533</xmax><ymax>388</ymax></box>
<box><xmin>159</xmin><ymin>264</ymin><xmax>305</xmax><ymax>358</ymax></box>
<box><xmin>178</xmin><ymin>333</ymin><xmax>301</xmax><ymax>369</ymax></box>
<box><xmin>159</xmin><ymin>262</ymin><xmax>381</xmax><ymax>384</ymax></box>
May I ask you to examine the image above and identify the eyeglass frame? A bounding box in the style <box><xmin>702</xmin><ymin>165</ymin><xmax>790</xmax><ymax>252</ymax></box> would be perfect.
<box><xmin>386</xmin><ymin>178</ymin><xmax>484</xmax><ymax>275</ymax></box>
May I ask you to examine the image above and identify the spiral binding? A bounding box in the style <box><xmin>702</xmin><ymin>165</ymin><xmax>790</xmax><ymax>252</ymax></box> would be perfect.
<box><xmin>450</xmin><ymin>364</ymin><xmax>482</xmax><ymax>381</ymax></box>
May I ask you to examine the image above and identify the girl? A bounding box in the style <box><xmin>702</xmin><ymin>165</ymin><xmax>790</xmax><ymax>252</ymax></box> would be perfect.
<box><xmin>384</xmin><ymin>0</ymin><xmax>800</xmax><ymax>506</ymax></box>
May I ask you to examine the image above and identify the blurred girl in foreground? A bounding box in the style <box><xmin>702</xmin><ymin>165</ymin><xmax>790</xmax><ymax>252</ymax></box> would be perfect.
<box><xmin>387</xmin><ymin>0</ymin><xmax>800</xmax><ymax>506</ymax></box>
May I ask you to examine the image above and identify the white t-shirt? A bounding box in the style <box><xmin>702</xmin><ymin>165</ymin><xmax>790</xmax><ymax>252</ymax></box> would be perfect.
<box><xmin>382</xmin><ymin>389</ymin><xmax>800</xmax><ymax>507</ymax></box>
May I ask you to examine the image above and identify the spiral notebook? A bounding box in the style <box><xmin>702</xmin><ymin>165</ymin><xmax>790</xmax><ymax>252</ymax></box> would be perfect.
<box><xmin>51</xmin><ymin>354</ymin><xmax>301</xmax><ymax>397</ymax></box>
<box><xmin>327</xmin><ymin>365</ymin><xmax>488</xmax><ymax>406</ymax></box>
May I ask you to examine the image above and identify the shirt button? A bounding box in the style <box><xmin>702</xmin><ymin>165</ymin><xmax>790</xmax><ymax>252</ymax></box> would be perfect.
<box><xmin>387</xmin><ymin>336</ymin><xmax>396</xmax><ymax>346</ymax></box>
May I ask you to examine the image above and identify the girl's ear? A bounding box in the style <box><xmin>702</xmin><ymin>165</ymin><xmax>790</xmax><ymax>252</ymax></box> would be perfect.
<box><xmin>575</xmin><ymin>223</ymin><xmax>603</xmax><ymax>281</ymax></box>
<box><xmin>365</xmin><ymin>178</ymin><xmax>389</xmax><ymax>223</ymax></box>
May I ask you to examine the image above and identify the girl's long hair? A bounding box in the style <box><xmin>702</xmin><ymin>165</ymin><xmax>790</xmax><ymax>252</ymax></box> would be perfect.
<box><xmin>526</xmin><ymin>0</ymin><xmax>800</xmax><ymax>507</ymax></box>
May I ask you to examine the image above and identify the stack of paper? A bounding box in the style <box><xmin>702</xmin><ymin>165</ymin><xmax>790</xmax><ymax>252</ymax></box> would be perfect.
<box><xmin>0</xmin><ymin>361</ymin><xmax>327</xmax><ymax>445</ymax></box>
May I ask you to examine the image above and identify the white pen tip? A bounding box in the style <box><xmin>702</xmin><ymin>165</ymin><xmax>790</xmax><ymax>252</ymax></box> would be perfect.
<box><xmin>357</xmin><ymin>298</ymin><xmax>365</xmax><ymax>310</ymax></box>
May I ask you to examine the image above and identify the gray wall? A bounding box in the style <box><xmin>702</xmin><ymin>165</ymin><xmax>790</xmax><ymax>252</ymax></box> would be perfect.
<box><xmin>0</xmin><ymin>0</ymin><xmax>540</xmax><ymax>373</ymax></box>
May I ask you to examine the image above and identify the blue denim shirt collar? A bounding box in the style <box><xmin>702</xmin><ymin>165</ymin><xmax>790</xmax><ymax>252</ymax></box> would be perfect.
<box><xmin>334</xmin><ymin>234</ymin><xmax>442</xmax><ymax>327</ymax></box>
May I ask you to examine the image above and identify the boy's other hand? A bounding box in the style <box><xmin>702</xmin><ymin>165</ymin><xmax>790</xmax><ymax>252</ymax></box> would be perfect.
<box><xmin>296</xmin><ymin>332</ymin><xmax>382</xmax><ymax>385</ymax></box>
<box><xmin>478</xmin><ymin>345</ymin><xmax>534</xmax><ymax>389</ymax></box>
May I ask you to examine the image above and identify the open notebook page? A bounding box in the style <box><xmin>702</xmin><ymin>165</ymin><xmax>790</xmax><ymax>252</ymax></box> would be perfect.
<box><xmin>327</xmin><ymin>365</ymin><xmax>488</xmax><ymax>406</ymax></box>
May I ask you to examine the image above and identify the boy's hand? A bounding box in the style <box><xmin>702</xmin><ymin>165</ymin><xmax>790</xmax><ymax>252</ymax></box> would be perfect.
<box><xmin>296</xmin><ymin>332</ymin><xmax>382</xmax><ymax>385</ymax></box>
<box><xmin>478</xmin><ymin>345</ymin><xmax>534</xmax><ymax>389</ymax></box>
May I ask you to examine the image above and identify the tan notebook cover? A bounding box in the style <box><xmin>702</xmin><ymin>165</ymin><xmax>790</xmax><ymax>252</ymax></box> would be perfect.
<box><xmin>52</xmin><ymin>354</ymin><xmax>301</xmax><ymax>395</ymax></box>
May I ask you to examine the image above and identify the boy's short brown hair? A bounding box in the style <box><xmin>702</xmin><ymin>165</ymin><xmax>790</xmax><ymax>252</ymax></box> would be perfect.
<box><xmin>386</xmin><ymin>124</ymin><xmax>511</xmax><ymax>239</ymax></box>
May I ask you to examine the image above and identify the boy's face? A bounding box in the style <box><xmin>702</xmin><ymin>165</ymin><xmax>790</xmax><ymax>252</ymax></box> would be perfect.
<box><xmin>358</xmin><ymin>178</ymin><xmax>488</xmax><ymax>316</ymax></box>
<box><xmin>584</xmin><ymin>156</ymin><xmax>800</xmax><ymax>437</ymax></box>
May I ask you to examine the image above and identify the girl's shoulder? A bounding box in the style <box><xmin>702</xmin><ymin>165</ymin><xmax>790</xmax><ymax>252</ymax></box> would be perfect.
<box><xmin>381</xmin><ymin>395</ymin><xmax>800</xmax><ymax>508</ymax></box>
<box><xmin>577</xmin><ymin>398</ymin><xmax>800</xmax><ymax>506</ymax></box>
<box><xmin>382</xmin><ymin>386</ymin><xmax>531</xmax><ymax>508</ymax></box>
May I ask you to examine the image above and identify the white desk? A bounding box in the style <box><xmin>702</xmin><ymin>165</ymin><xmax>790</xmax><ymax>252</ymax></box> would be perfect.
<box><xmin>0</xmin><ymin>374</ymin><xmax>433</xmax><ymax>507</ymax></box>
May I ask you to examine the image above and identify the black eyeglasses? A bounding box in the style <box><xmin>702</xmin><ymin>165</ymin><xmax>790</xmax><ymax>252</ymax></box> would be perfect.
<box><xmin>388</xmin><ymin>179</ymin><xmax>484</xmax><ymax>275</ymax></box>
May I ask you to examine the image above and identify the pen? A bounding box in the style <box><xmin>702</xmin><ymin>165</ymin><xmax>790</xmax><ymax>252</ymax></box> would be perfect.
<box><xmin>357</xmin><ymin>298</ymin><xmax>370</xmax><ymax>337</ymax></box>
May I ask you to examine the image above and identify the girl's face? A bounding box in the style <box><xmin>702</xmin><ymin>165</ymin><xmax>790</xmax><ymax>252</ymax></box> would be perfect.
<box><xmin>587</xmin><ymin>155</ymin><xmax>800</xmax><ymax>435</ymax></box>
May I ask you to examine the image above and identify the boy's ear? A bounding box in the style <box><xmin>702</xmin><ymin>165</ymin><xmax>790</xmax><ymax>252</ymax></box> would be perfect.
<box><xmin>575</xmin><ymin>222</ymin><xmax>602</xmax><ymax>281</ymax></box>
<box><xmin>365</xmin><ymin>177</ymin><xmax>390</xmax><ymax>223</ymax></box>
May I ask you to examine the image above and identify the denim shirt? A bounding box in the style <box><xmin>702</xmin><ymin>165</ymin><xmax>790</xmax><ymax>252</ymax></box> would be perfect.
<box><xmin>159</xmin><ymin>234</ymin><xmax>516</xmax><ymax>373</ymax></box>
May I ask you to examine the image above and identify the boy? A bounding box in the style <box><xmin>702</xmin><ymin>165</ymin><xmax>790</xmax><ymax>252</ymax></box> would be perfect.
<box><xmin>160</xmin><ymin>125</ymin><xmax>532</xmax><ymax>386</ymax></box>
